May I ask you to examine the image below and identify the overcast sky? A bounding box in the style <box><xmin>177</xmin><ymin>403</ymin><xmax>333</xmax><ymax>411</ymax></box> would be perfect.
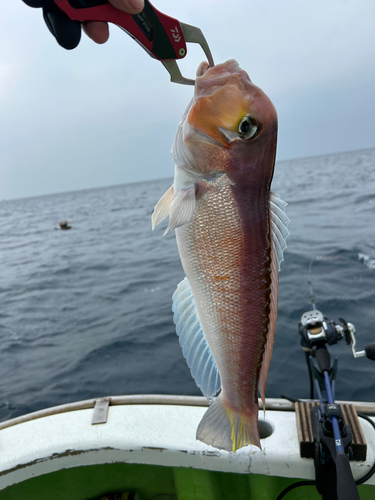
<box><xmin>1</xmin><ymin>0</ymin><xmax>375</xmax><ymax>200</ymax></box>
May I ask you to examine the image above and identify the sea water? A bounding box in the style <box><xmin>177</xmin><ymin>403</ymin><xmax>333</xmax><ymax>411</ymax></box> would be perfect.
<box><xmin>1</xmin><ymin>148</ymin><xmax>374</xmax><ymax>421</ymax></box>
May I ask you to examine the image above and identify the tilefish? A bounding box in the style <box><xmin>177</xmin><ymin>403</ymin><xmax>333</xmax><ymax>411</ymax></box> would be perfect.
<box><xmin>152</xmin><ymin>59</ymin><xmax>289</xmax><ymax>452</ymax></box>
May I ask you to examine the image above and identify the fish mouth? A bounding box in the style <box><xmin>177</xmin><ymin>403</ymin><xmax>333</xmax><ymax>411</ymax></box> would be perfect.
<box><xmin>194</xmin><ymin>60</ymin><xmax>250</xmax><ymax>98</ymax></box>
<box><xmin>196</xmin><ymin>61</ymin><xmax>210</xmax><ymax>77</ymax></box>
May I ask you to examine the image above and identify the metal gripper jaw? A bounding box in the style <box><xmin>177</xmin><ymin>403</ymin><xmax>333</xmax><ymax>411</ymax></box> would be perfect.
<box><xmin>162</xmin><ymin>22</ymin><xmax>215</xmax><ymax>86</ymax></box>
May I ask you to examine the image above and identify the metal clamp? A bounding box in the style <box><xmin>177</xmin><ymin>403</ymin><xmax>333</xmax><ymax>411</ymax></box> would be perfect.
<box><xmin>91</xmin><ymin>398</ymin><xmax>110</xmax><ymax>425</ymax></box>
<box><xmin>163</xmin><ymin>22</ymin><xmax>214</xmax><ymax>85</ymax></box>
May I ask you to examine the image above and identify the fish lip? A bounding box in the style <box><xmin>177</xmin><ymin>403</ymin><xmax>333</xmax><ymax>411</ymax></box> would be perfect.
<box><xmin>196</xmin><ymin>61</ymin><xmax>210</xmax><ymax>77</ymax></box>
<box><xmin>197</xmin><ymin>73</ymin><xmax>231</xmax><ymax>89</ymax></box>
<box><xmin>195</xmin><ymin>60</ymin><xmax>243</xmax><ymax>93</ymax></box>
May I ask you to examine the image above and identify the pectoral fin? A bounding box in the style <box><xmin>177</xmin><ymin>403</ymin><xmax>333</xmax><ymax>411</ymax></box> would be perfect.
<box><xmin>151</xmin><ymin>185</ymin><xmax>174</xmax><ymax>230</ymax></box>
<box><xmin>164</xmin><ymin>185</ymin><xmax>196</xmax><ymax>235</ymax></box>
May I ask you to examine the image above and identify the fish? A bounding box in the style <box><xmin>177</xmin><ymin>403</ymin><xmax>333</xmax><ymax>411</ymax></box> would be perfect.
<box><xmin>152</xmin><ymin>59</ymin><xmax>289</xmax><ymax>452</ymax></box>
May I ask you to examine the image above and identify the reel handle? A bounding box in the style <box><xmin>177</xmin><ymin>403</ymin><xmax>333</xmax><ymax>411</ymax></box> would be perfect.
<box><xmin>365</xmin><ymin>342</ymin><xmax>375</xmax><ymax>361</ymax></box>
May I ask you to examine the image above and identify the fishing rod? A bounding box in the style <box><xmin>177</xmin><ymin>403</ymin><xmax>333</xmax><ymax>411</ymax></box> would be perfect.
<box><xmin>277</xmin><ymin>258</ymin><xmax>375</xmax><ymax>500</ymax></box>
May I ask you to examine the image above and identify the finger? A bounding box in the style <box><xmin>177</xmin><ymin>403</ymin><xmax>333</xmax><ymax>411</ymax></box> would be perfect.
<box><xmin>23</xmin><ymin>0</ymin><xmax>47</xmax><ymax>7</ymax></box>
<box><xmin>82</xmin><ymin>21</ymin><xmax>109</xmax><ymax>44</ymax></box>
<box><xmin>108</xmin><ymin>0</ymin><xmax>144</xmax><ymax>15</ymax></box>
<box><xmin>44</xmin><ymin>5</ymin><xmax>81</xmax><ymax>49</ymax></box>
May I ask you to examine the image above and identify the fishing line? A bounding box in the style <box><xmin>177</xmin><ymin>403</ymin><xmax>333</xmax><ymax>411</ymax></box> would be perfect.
<box><xmin>307</xmin><ymin>258</ymin><xmax>317</xmax><ymax>310</ymax></box>
<box><xmin>305</xmin><ymin>255</ymin><xmax>348</xmax><ymax>399</ymax></box>
<box><xmin>307</xmin><ymin>255</ymin><xmax>347</xmax><ymax>310</ymax></box>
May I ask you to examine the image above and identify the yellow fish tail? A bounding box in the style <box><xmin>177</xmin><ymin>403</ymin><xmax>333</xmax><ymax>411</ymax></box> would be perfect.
<box><xmin>196</xmin><ymin>394</ymin><xmax>260</xmax><ymax>452</ymax></box>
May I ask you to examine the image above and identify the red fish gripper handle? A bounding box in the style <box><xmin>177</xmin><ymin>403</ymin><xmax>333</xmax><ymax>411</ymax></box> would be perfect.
<box><xmin>53</xmin><ymin>0</ymin><xmax>188</xmax><ymax>61</ymax></box>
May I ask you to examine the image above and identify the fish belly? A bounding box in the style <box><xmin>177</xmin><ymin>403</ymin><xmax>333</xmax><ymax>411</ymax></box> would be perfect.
<box><xmin>175</xmin><ymin>178</ymin><xmax>273</xmax><ymax>450</ymax></box>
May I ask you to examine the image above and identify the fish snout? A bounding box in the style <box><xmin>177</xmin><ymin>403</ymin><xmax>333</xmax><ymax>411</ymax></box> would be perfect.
<box><xmin>196</xmin><ymin>61</ymin><xmax>210</xmax><ymax>77</ymax></box>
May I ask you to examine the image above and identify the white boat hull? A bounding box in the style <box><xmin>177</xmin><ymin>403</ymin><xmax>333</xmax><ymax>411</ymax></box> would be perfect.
<box><xmin>0</xmin><ymin>396</ymin><xmax>374</xmax><ymax>493</ymax></box>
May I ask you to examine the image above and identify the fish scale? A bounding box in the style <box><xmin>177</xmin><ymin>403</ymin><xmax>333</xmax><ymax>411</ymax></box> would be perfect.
<box><xmin>176</xmin><ymin>178</ymin><xmax>271</xmax><ymax>409</ymax></box>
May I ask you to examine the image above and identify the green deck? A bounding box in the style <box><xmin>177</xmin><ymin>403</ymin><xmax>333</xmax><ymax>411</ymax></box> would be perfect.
<box><xmin>0</xmin><ymin>463</ymin><xmax>372</xmax><ymax>500</ymax></box>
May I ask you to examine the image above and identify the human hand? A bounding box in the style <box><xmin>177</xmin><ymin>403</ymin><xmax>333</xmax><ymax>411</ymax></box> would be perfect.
<box><xmin>23</xmin><ymin>0</ymin><xmax>145</xmax><ymax>49</ymax></box>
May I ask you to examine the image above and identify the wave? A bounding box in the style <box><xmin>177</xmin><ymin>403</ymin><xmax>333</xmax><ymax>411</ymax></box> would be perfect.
<box><xmin>358</xmin><ymin>253</ymin><xmax>375</xmax><ymax>270</ymax></box>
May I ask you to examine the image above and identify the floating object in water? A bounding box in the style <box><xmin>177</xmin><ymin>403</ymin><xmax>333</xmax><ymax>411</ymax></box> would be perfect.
<box><xmin>59</xmin><ymin>220</ymin><xmax>71</xmax><ymax>230</ymax></box>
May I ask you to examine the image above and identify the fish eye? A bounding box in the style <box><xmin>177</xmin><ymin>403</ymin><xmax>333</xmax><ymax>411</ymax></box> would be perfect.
<box><xmin>237</xmin><ymin>115</ymin><xmax>258</xmax><ymax>140</ymax></box>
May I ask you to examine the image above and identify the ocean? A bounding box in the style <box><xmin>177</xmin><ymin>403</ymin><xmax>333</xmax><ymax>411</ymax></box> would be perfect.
<box><xmin>1</xmin><ymin>147</ymin><xmax>374</xmax><ymax>422</ymax></box>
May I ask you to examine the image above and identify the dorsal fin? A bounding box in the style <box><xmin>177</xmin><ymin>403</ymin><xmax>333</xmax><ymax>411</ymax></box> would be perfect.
<box><xmin>172</xmin><ymin>277</ymin><xmax>221</xmax><ymax>400</ymax></box>
<box><xmin>258</xmin><ymin>192</ymin><xmax>290</xmax><ymax>408</ymax></box>
<box><xmin>269</xmin><ymin>192</ymin><xmax>290</xmax><ymax>271</ymax></box>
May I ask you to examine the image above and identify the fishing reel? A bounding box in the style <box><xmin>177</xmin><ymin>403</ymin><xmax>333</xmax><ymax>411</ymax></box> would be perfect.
<box><xmin>299</xmin><ymin>309</ymin><xmax>348</xmax><ymax>349</ymax></box>
<box><xmin>279</xmin><ymin>258</ymin><xmax>375</xmax><ymax>500</ymax></box>
<box><xmin>299</xmin><ymin>309</ymin><xmax>375</xmax><ymax>360</ymax></box>
<box><xmin>296</xmin><ymin>310</ymin><xmax>373</xmax><ymax>500</ymax></box>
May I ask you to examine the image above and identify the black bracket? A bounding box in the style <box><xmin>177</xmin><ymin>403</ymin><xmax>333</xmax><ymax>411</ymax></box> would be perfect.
<box><xmin>311</xmin><ymin>405</ymin><xmax>354</xmax><ymax>499</ymax></box>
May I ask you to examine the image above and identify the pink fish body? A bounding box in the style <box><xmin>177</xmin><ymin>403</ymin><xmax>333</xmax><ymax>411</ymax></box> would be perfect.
<box><xmin>152</xmin><ymin>60</ymin><xmax>289</xmax><ymax>452</ymax></box>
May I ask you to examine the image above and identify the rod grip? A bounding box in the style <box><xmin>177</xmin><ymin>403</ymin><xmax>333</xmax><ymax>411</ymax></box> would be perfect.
<box><xmin>315</xmin><ymin>346</ymin><xmax>331</xmax><ymax>373</ymax></box>
<box><xmin>335</xmin><ymin>453</ymin><xmax>360</xmax><ymax>500</ymax></box>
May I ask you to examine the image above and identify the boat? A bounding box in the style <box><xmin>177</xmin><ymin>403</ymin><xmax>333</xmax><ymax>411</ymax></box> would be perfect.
<box><xmin>0</xmin><ymin>394</ymin><xmax>374</xmax><ymax>500</ymax></box>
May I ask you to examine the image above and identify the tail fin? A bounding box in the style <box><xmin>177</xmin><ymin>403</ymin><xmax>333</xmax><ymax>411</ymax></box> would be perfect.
<box><xmin>196</xmin><ymin>393</ymin><xmax>261</xmax><ymax>452</ymax></box>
